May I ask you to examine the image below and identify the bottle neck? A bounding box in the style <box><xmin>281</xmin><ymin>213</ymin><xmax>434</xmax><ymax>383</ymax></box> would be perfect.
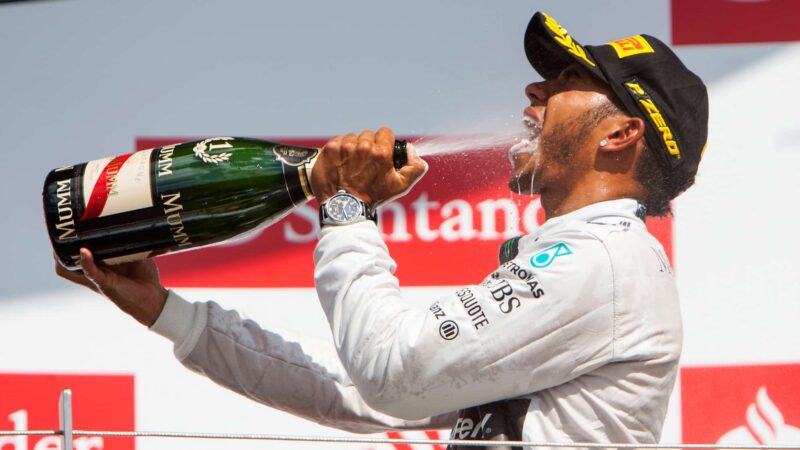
<box><xmin>300</xmin><ymin>140</ymin><xmax>407</xmax><ymax>200</ymax></box>
<box><xmin>299</xmin><ymin>153</ymin><xmax>319</xmax><ymax>200</ymax></box>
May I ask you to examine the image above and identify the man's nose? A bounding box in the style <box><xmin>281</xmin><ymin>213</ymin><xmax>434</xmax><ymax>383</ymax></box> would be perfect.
<box><xmin>525</xmin><ymin>81</ymin><xmax>548</xmax><ymax>106</ymax></box>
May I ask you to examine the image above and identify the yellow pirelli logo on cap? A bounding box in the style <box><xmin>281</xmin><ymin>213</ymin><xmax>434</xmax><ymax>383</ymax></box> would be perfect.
<box><xmin>609</xmin><ymin>35</ymin><xmax>654</xmax><ymax>59</ymax></box>
<box><xmin>541</xmin><ymin>12</ymin><xmax>596</xmax><ymax>68</ymax></box>
<box><xmin>624</xmin><ymin>81</ymin><xmax>680</xmax><ymax>158</ymax></box>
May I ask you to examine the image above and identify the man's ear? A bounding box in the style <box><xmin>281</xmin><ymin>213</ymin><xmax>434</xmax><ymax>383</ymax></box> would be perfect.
<box><xmin>599</xmin><ymin>116</ymin><xmax>646</xmax><ymax>152</ymax></box>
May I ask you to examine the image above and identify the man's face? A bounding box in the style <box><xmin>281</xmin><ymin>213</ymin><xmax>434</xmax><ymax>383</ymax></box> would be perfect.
<box><xmin>509</xmin><ymin>63</ymin><xmax>617</xmax><ymax>195</ymax></box>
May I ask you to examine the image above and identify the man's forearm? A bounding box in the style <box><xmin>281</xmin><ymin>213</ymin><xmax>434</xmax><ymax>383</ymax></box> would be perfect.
<box><xmin>151</xmin><ymin>292</ymin><xmax>455</xmax><ymax>432</ymax></box>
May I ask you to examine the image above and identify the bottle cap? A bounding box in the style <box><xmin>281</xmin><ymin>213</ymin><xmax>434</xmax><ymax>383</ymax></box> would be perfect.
<box><xmin>393</xmin><ymin>140</ymin><xmax>408</xmax><ymax>169</ymax></box>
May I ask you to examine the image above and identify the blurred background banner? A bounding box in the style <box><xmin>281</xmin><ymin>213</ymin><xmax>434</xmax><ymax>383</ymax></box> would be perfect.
<box><xmin>1</xmin><ymin>1</ymin><xmax>799</xmax><ymax>449</ymax></box>
<box><xmin>0</xmin><ymin>374</ymin><xmax>135</xmax><ymax>450</ymax></box>
<box><xmin>681</xmin><ymin>364</ymin><xmax>800</xmax><ymax>446</ymax></box>
<box><xmin>672</xmin><ymin>0</ymin><xmax>800</xmax><ymax>45</ymax></box>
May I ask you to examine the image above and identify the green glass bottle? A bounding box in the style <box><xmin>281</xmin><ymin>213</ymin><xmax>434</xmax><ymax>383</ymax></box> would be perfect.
<box><xmin>43</xmin><ymin>137</ymin><xmax>408</xmax><ymax>270</ymax></box>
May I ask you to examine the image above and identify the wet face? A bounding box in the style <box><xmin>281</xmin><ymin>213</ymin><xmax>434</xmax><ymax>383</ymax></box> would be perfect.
<box><xmin>509</xmin><ymin>63</ymin><xmax>618</xmax><ymax>195</ymax></box>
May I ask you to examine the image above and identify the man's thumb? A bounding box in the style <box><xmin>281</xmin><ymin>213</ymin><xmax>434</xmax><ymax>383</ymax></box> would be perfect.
<box><xmin>79</xmin><ymin>248</ymin><xmax>109</xmax><ymax>286</ymax></box>
<box><xmin>396</xmin><ymin>144</ymin><xmax>428</xmax><ymax>186</ymax></box>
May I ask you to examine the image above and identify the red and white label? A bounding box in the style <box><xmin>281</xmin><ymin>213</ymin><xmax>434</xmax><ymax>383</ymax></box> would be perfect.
<box><xmin>682</xmin><ymin>364</ymin><xmax>800</xmax><ymax>445</ymax></box>
<box><xmin>137</xmin><ymin>137</ymin><xmax>672</xmax><ymax>288</ymax></box>
<box><xmin>0</xmin><ymin>373</ymin><xmax>135</xmax><ymax>450</ymax></box>
<box><xmin>81</xmin><ymin>149</ymin><xmax>153</xmax><ymax>221</ymax></box>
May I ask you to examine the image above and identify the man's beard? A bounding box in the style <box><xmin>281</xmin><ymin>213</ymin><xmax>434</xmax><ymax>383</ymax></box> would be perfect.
<box><xmin>511</xmin><ymin>109</ymin><xmax>598</xmax><ymax>194</ymax></box>
<box><xmin>541</xmin><ymin>120</ymin><xmax>585</xmax><ymax>165</ymax></box>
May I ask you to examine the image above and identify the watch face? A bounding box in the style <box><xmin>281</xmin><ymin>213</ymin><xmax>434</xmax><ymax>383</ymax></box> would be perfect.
<box><xmin>326</xmin><ymin>194</ymin><xmax>363</xmax><ymax>222</ymax></box>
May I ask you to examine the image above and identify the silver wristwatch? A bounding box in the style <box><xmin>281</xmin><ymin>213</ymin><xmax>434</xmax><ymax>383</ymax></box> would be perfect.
<box><xmin>319</xmin><ymin>190</ymin><xmax>377</xmax><ymax>226</ymax></box>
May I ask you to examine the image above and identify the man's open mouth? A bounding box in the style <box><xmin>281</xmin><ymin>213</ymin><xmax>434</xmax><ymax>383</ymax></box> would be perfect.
<box><xmin>523</xmin><ymin>113</ymin><xmax>544</xmax><ymax>139</ymax></box>
<box><xmin>511</xmin><ymin>113</ymin><xmax>541</xmax><ymax>150</ymax></box>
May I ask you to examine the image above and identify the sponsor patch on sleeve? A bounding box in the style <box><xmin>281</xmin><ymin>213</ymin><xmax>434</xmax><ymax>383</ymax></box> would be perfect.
<box><xmin>530</xmin><ymin>242</ymin><xmax>572</xmax><ymax>268</ymax></box>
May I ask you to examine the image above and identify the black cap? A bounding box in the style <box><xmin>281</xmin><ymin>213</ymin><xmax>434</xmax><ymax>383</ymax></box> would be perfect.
<box><xmin>524</xmin><ymin>12</ymin><xmax>709</xmax><ymax>182</ymax></box>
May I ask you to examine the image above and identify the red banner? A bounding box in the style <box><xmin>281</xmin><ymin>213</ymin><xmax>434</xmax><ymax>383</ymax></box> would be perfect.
<box><xmin>0</xmin><ymin>373</ymin><xmax>135</xmax><ymax>450</ymax></box>
<box><xmin>672</xmin><ymin>0</ymin><xmax>800</xmax><ymax>45</ymax></box>
<box><xmin>137</xmin><ymin>137</ymin><xmax>672</xmax><ymax>288</ymax></box>
<box><xmin>682</xmin><ymin>364</ymin><xmax>800</xmax><ymax>445</ymax></box>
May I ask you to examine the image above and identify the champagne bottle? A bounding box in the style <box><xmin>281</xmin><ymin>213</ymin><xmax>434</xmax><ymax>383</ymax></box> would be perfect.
<box><xmin>43</xmin><ymin>136</ymin><xmax>408</xmax><ymax>270</ymax></box>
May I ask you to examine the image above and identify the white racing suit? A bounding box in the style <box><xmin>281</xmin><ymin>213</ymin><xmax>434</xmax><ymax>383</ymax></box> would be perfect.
<box><xmin>151</xmin><ymin>198</ymin><xmax>682</xmax><ymax>448</ymax></box>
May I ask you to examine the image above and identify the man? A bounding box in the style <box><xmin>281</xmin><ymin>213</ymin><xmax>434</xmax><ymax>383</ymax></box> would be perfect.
<box><xmin>57</xmin><ymin>11</ymin><xmax>708</xmax><ymax>448</ymax></box>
